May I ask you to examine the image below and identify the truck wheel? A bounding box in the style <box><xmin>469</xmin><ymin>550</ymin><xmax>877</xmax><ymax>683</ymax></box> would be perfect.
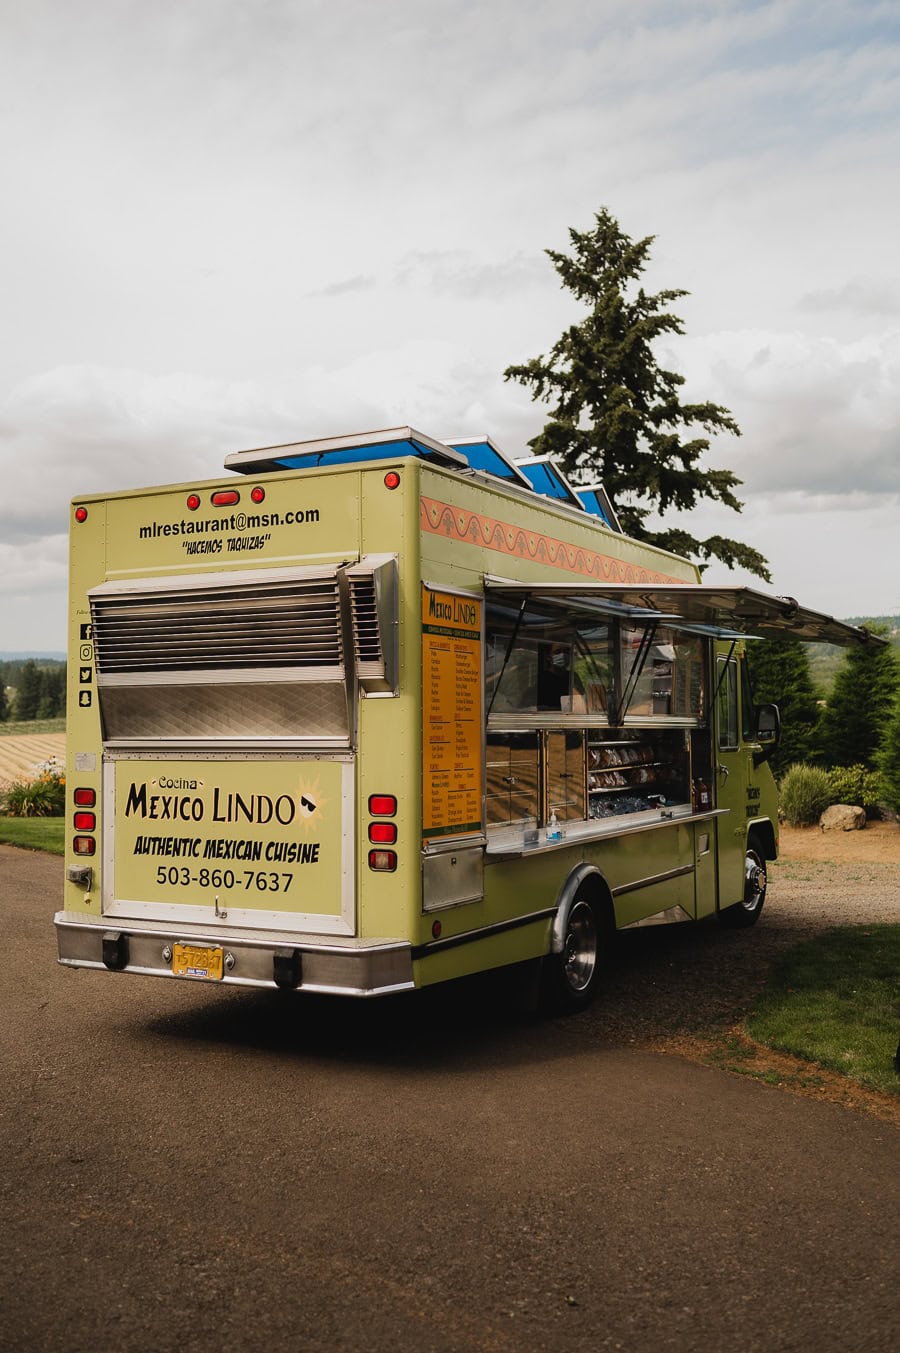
<box><xmin>541</xmin><ymin>895</ymin><xmax>602</xmax><ymax>1014</ymax></box>
<box><xmin>719</xmin><ymin>832</ymin><xmax>768</xmax><ymax>929</ymax></box>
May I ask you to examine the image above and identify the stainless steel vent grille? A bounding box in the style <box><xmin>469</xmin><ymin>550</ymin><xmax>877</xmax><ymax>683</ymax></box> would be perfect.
<box><xmin>345</xmin><ymin>555</ymin><xmax>397</xmax><ymax>693</ymax></box>
<box><xmin>348</xmin><ymin>574</ymin><xmax>383</xmax><ymax>672</ymax></box>
<box><xmin>91</xmin><ymin>578</ymin><xmax>343</xmax><ymax>675</ymax></box>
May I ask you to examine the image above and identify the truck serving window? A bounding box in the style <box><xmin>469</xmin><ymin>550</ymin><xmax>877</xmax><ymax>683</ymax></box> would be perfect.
<box><xmin>485</xmin><ymin>606</ymin><xmax>611</xmax><ymax>716</ymax></box>
<box><xmin>620</xmin><ymin>626</ymin><xmax>704</xmax><ymax>720</ymax></box>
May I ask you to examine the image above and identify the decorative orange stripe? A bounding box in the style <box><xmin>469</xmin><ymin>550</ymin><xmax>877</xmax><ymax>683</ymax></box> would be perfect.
<box><xmin>420</xmin><ymin>496</ymin><xmax>686</xmax><ymax>585</ymax></box>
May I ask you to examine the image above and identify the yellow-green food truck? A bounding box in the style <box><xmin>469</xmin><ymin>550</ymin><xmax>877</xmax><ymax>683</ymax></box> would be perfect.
<box><xmin>55</xmin><ymin>427</ymin><xmax>877</xmax><ymax>1010</ymax></box>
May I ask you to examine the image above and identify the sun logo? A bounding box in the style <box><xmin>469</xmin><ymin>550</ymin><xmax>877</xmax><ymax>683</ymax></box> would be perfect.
<box><xmin>296</xmin><ymin>776</ymin><xmax>324</xmax><ymax>832</ymax></box>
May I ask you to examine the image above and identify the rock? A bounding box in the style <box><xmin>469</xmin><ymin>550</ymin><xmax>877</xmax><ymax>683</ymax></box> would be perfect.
<box><xmin>819</xmin><ymin>803</ymin><xmax>866</xmax><ymax>832</ymax></box>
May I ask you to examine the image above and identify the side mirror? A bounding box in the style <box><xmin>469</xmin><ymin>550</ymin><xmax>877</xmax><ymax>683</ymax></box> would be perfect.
<box><xmin>753</xmin><ymin>703</ymin><xmax>780</xmax><ymax>765</ymax></box>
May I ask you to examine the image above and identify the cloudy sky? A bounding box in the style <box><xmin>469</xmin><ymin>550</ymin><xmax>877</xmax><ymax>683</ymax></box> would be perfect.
<box><xmin>1</xmin><ymin>0</ymin><xmax>898</xmax><ymax>651</ymax></box>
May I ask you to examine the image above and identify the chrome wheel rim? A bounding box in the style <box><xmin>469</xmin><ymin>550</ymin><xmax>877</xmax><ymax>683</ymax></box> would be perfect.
<box><xmin>563</xmin><ymin>899</ymin><xmax>598</xmax><ymax>993</ymax></box>
<box><xmin>743</xmin><ymin>848</ymin><xmax>767</xmax><ymax>912</ymax></box>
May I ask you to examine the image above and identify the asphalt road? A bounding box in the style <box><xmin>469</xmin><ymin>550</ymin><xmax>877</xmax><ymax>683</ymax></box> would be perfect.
<box><xmin>2</xmin><ymin>844</ymin><xmax>898</xmax><ymax>1353</ymax></box>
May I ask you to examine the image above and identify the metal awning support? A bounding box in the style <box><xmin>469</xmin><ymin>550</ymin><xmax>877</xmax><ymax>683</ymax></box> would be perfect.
<box><xmin>617</xmin><ymin>622</ymin><xmax>658</xmax><ymax>725</ymax></box>
<box><xmin>712</xmin><ymin>639</ymin><xmax>740</xmax><ymax>710</ymax></box>
<box><xmin>486</xmin><ymin>597</ymin><xmax>529</xmax><ymax>719</ymax></box>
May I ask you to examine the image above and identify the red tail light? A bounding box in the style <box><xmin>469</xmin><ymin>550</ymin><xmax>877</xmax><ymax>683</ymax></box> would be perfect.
<box><xmin>368</xmin><ymin>794</ymin><xmax>397</xmax><ymax>816</ymax></box>
<box><xmin>74</xmin><ymin>812</ymin><xmax>96</xmax><ymax>831</ymax></box>
<box><xmin>73</xmin><ymin>788</ymin><xmax>96</xmax><ymax>807</ymax></box>
<box><xmin>368</xmin><ymin>821</ymin><xmax>397</xmax><ymax>845</ymax></box>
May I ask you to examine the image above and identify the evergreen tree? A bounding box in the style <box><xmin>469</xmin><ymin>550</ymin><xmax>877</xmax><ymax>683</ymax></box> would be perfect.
<box><xmin>746</xmin><ymin>639</ymin><xmax>820</xmax><ymax>776</ymax></box>
<box><xmin>504</xmin><ymin>208</ymin><xmax>769</xmax><ymax>579</ymax></box>
<box><xmin>34</xmin><ymin>665</ymin><xmax>65</xmax><ymax>718</ymax></box>
<box><xmin>816</xmin><ymin>629</ymin><xmax>898</xmax><ymax>769</ymax></box>
<box><xmin>0</xmin><ymin>676</ymin><xmax>8</xmax><ymax>722</ymax></box>
<box><xmin>15</xmin><ymin>660</ymin><xmax>44</xmax><ymax>722</ymax></box>
<box><xmin>876</xmin><ymin>691</ymin><xmax>900</xmax><ymax>814</ymax></box>
<box><xmin>49</xmin><ymin>665</ymin><xmax>67</xmax><ymax>717</ymax></box>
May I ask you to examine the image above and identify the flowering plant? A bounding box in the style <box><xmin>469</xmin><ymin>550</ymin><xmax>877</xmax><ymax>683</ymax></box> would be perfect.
<box><xmin>2</xmin><ymin>758</ymin><xmax>66</xmax><ymax>817</ymax></box>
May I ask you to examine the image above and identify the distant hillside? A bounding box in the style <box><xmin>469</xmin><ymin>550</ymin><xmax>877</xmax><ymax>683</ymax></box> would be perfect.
<box><xmin>808</xmin><ymin>615</ymin><xmax>899</xmax><ymax>696</ymax></box>
<box><xmin>0</xmin><ymin>652</ymin><xmax>65</xmax><ymax>662</ymax></box>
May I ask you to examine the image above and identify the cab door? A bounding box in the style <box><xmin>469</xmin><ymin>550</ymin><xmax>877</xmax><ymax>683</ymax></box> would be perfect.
<box><xmin>713</xmin><ymin>653</ymin><xmax>754</xmax><ymax>909</ymax></box>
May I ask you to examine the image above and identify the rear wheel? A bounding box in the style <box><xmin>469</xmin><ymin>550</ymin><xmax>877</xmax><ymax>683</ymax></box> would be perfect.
<box><xmin>719</xmin><ymin>832</ymin><xmax>768</xmax><ymax>929</ymax></box>
<box><xmin>541</xmin><ymin>895</ymin><xmax>602</xmax><ymax>1013</ymax></box>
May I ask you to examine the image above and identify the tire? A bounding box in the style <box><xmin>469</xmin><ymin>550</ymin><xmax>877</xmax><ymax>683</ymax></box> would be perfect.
<box><xmin>541</xmin><ymin>894</ymin><xmax>602</xmax><ymax>1014</ymax></box>
<box><xmin>719</xmin><ymin>832</ymin><xmax>768</xmax><ymax>929</ymax></box>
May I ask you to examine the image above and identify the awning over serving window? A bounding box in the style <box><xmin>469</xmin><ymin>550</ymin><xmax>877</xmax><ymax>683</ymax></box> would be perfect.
<box><xmin>484</xmin><ymin>579</ymin><xmax>885</xmax><ymax>648</ymax></box>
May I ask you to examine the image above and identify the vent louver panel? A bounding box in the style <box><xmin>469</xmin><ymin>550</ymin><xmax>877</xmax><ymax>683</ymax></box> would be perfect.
<box><xmin>345</xmin><ymin>556</ymin><xmax>397</xmax><ymax>694</ymax></box>
<box><xmin>348</xmin><ymin>574</ymin><xmax>384</xmax><ymax>675</ymax></box>
<box><xmin>91</xmin><ymin>577</ymin><xmax>343</xmax><ymax>676</ymax></box>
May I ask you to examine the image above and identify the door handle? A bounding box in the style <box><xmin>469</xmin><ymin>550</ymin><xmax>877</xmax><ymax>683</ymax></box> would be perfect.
<box><xmin>717</xmin><ymin>762</ymin><xmax>729</xmax><ymax>780</ymax></box>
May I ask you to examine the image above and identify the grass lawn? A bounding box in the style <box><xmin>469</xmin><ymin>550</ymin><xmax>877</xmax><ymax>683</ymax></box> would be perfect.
<box><xmin>0</xmin><ymin>816</ymin><xmax>65</xmax><ymax>855</ymax></box>
<box><xmin>0</xmin><ymin>718</ymin><xmax>66</xmax><ymax>737</ymax></box>
<box><xmin>747</xmin><ymin>925</ymin><xmax>900</xmax><ymax>1098</ymax></box>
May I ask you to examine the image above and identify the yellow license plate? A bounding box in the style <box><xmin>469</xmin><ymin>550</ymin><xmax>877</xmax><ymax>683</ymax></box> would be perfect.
<box><xmin>172</xmin><ymin>943</ymin><xmax>224</xmax><ymax>981</ymax></box>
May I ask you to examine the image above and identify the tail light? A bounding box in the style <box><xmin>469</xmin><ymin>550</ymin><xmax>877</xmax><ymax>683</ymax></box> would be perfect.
<box><xmin>73</xmin><ymin>786</ymin><xmax>97</xmax><ymax>858</ymax></box>
<box><xmin>368</xmin><ymin>793</ymin><xmax>397</xmax><ymax>869</ymax></box>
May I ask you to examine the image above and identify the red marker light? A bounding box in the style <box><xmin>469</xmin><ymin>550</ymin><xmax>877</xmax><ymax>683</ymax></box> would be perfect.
<box><xmin>74</xmin><ymin>506</ymin><xmax>88</xmax><ymax>523</ymax></box>
<box><xmin>250</xmin><ymin>486</ymin><xmax>265</xmax><ymax>504</ymax></box>
<box><xmin>74</xmin><ymin>812</ymin><xmax>96</xmax><ymax>831</ymax></box>
<box><xmin>431</xmin><ymin>920</ymin><xmax>442</xmax><ymax>939</ymax></box>
<box><xmin>368</xmin><ymin>821</ymin><xmax>397</xmax><ymax>845</ymax></box>
<box><xmin>186</xmin><ymin>493</ymin><xmax>201</xmax><ymax>511</ymax></box>
<box><xmin>384</xmin><ymin>471</ymin><xmax>401</xmax><ymax>490</ymax></box>
<box><xmin>368</xmin><ymin>794</ymin><xmax>397</xmax><ymax>816</ymax></box>
<box><xmin>73</xmin><ymin>788</ymin><xmax>96</xmax><ymax>807</ymax></box>
<box><xmin>211</xmin><ymin>490</ymin><xmax>240</xmax><ymax>507</ymax></box>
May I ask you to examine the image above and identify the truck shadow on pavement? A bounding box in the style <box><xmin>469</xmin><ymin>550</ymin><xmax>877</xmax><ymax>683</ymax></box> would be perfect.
<box><xmin>144</xmin><ymin>915</ymin><xmax>805</xmax><ymax>1072</ymax></box>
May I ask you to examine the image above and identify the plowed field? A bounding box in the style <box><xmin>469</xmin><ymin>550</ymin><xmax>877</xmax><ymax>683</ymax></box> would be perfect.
<box><xmin>0</xmin><ymin>734</ymin><xmax>66</xmax><ymax>786</ymax></box>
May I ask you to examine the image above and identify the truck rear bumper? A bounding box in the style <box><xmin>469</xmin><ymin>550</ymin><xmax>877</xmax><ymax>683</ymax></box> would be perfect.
<box><xmin>54</xmin><ymin>913</ymin><xmax>415</xmax><ymax>996</ymax></box>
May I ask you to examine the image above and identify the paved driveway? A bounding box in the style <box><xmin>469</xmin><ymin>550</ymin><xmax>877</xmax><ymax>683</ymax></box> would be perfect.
<box><xmin>2</xmin><ymin>845</ymin><xmax>898</xmax><ymax>1352</ymax></box>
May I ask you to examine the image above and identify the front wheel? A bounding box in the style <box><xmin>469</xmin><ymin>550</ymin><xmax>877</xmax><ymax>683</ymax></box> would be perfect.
<box><xmin>541</xmin><ymin>895</ymin><xmax>602</xmax><ymax>1013</ymax></box>
<box><xmin>719</xmin><ymin>834</ymin><xmax>768</xmax><ymax>929</ymax></box>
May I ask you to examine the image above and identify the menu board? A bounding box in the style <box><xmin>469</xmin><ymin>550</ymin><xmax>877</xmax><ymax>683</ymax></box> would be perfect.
<box><xmin>422</xmin><ymin>586</ymin><xmax>483</xmax><ymax>842</ymax></box>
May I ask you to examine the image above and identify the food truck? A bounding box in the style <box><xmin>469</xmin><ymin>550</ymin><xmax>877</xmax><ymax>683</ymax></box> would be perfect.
<box><xmin>55</xmin><ymin>427</ymin><xmax>878</xmax><ymax>1009</ymax></box>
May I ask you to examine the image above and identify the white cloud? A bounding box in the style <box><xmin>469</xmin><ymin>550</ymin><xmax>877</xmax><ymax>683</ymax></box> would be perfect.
<box><xmin>673</xmin><ymin>328</ymin><xmax>900</xmax><ymax>504</ymax></box>
<box><xmin>1</xmin><ymin>1</ymin><xmax>899</xmax><ymax>646</ymax></box>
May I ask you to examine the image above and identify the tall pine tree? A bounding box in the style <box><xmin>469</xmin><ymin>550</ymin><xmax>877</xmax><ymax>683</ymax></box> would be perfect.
<box><xmin>816</xmin><ymin>630</ymin><xmax>898</xmax><ymax>769</ymax></box>
<box><xmin>505</xmin><ymin>208</ymin><xmax>769</xmax><ymax>578</ymax></box>
<box><xmin>15</xmin><ymin>660</ymin><xmax>44</xmax><ymax>722</ymax></box>
<box><xmin>876</xmin><ymin>691</ymin><xmax>900</xmax><ymax>814</ymax></box>
<box><xmin>746</xmin><ymin>639</ymin><xmax>821</xmax><ymax>776</ymax></box>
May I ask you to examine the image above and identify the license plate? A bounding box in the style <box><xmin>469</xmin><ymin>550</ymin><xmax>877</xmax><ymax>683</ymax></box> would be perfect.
<box><xmin>172</xmin><ymin>943</ymin><xmax>224</xmax><ymax>981</ymax></box>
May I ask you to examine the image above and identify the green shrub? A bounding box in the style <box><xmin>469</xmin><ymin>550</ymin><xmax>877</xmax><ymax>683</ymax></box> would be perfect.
<box><xmin>1</xmin><ymin>760</ymin><xmax>66</xmax><ymax>817</ymax></box>
<box><xmin>825</xmin><ymin>763</ymin><xmax>883</xmax><ymax>812</ymax></box>
<box><xmin>778</xmin><ymin>763</ymin><xmax>832</xmax><ymax>826</ymax></box>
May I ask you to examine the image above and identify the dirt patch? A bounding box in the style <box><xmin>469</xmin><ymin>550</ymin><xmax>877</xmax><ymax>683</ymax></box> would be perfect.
<box><xmin>779</xmin><ymin>819</ymin><xmax>900</xmax><ymax>866</ymax></box>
